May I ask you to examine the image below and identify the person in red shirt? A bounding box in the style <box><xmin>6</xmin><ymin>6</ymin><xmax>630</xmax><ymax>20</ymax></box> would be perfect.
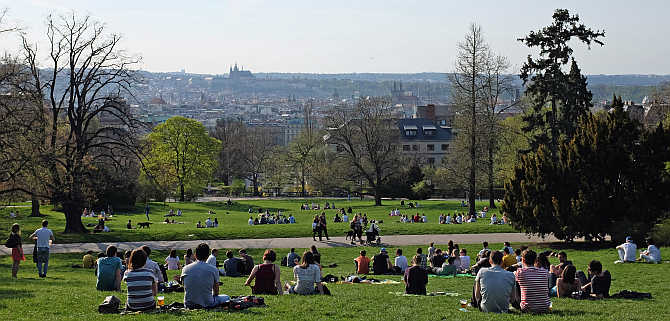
<box><xmin>513</xmin><ymin>249</ymin><xmax>551</xmax><ymax>313</ymax></box>
<box><xmin>354</xmin><ymin>250</ymin><xmax>371</xmax><ymax>274</ymax></box>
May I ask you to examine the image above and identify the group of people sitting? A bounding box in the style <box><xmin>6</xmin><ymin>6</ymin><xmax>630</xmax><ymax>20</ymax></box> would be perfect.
<box><xmin>248</xmin><ymin>213</ymin><xmax>295</xmax><ymax>225</ymax></box>
<box><xmin>615</xmin><ymin>236</ymin><xmax>662</xmax><ymax>264</ymax></box>
<box><xmin>196</xmin><ymin>217</ymin><xmax>219</xmax><ymax>228</ymax></box>
<box><xmin>164</xmin><ymin>208</ymin><xmax>183</xmax><ymax>217</ymax></box>
<box><xmin>300</xmin><ymin>202</ymin><xmax>335</xmax><ymax>210</ymax></box>
<box><xmin>93</xmin><ymin>243</ymin><xmax>332</xmax><ymax>311</ymax></box>
<box><xmin>81</xmin><ymin>208</ymin><xmax>113</xmax><ymax>219</ymax></box>
<box><xmin>398</xmin><ymin>213</ymin><xmax>427</xmax><ymax>223</ymax></box>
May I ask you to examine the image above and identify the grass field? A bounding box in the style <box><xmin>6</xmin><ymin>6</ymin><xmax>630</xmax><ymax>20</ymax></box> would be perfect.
<box><xmin>0</xmin><ymin>199</ymin><xmax>515</xmax><ymax>244</ymax></box>
<box><xmin>0</xmin><ymin>242</ymin><xmax>666</xmax><ymax>321</ymax></box>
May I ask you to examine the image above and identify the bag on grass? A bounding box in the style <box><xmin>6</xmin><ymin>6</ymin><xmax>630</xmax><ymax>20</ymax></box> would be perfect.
<box><xmin>98</xmin><ymin>295</ymin><xmax>121</xmax><ymax>314</ymax></box>
<box><xmin>611</xmin><ymin>290</ymin><xmax>652</xmax><ymax>299</ymax></box>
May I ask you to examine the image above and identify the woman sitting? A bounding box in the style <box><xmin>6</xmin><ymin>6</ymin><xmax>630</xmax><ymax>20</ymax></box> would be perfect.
<box><xmin>285</xmin><ymin>252</ymin><xmax>324</xmax><ymax>295</ymax></box>
<box><xmin>552</xmin><ymin>265</ymin><xmax>581</xmax><ymax>297</ymax></box>
<box><xmin>122</xmin><ymin>248</ymin><xmax>157</xmax><ymax>312</ymax></box>
<box><xmin>245</xmin><ymin>249</ymin><xmax>282</xmax><ymax>295</ymax></box>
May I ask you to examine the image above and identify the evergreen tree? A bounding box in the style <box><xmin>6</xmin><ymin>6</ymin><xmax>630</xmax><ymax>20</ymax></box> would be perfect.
<box><xmin>561</xmin><ymin>59</ymin><xmax>593</xmax><ymax>137</ymax></box>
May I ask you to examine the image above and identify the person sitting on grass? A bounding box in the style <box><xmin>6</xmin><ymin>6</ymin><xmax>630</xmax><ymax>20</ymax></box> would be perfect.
<box><xmin>615</xmin><ymin>236</ymin><xmax>637</xmax><ymax>263</ymax></box>
<box><xmin>239</xmin><ymin>249</ymin><xmax>254</xmax><ymax>275</ymax></box>
<box><xmin>82</xmin><ymin>250</ymin><xmax>96</xmax><ymax>269</ymax></box>
<box><xmin>139</xmin><ymin>246</ymin><xmax>164</xmax><ymax>283</ymax></box>
<box><xmin>430</xmin><ymin>249</ymin><xmax>445</xmax><ymax>269</ymax></box>
<box><xmin>206</xmin><ymin>249</ymin><xmax>225</xmax><ymax>276</ymax></box>
<box><xmin>126</xmin><ymin>220</ymin><xmax>132</xmax><ymax>230</ymax></box>
<box><xmin>285</xmin><ymin>251</ymin><xmax>324</xmax><ymax>295</ymax></box>
<box><xmin>639</xmin><ymin>238</ymin><xmax>661</xmax><ymax>264</ymax></box>
<box><xmin>473</xmin><ymin>250</ymin><xmax>515</xmax><ymax>313</ymax></box>
<box><xmin>394</xmin><ymin>249</ymin><xmax>408</xmax><ymax>274</ymax></box>
<box><xmin>354</xmin><ymin>250</ymin><xmax>371</xmax><ymax>274</ymax></box>
<box><xmin>181</xmin><ymin>243</ymin><xmax>230</xmax><ymax>308</ymax></box>
<box><xmin>501</xmin><ymin>247</ymin><xmax>517</xmax><ymax>270</ymax></box>
<box><xmin>184</xmin><ymin>248</ymin><xmax>195</xmax><ymax>266</ymax></box>
<box><xmin>551</xmin><ymin>265</ymin><xmax>580</xmax><ymax>298</ymax></box>
<box><xmin>97</xmin><ymin>246</ymin><xmax>122</xmax><ymax>291</ymax></box>
<box><xmin>223</xmin><ymin>250</ymin><xmax>242</xmax><ymax>277</ymax></box>
<box><xmin>513</xmin><ymin>249</ymin><xmax>551</xmax><ymax>313</ymax></box>
<box><xmin>580</xmin><ymin>260</ymin><xmax>611</xmax><ymax>299</ymax></box>
<box><xmin>245</xmin><ymin>249</ymin><xmax>282</xmax><ymax>295</ymax></box>
<box><xmin>286</xmin><ymin>248</ymin><xmax>300</xmax><ymax>267</ymax></box>
<box><xmin>472</xmin><ymin>250</ymin><xmax>492</xmax><ymax>275</ymax></box>
<box><xmin>459</xmin><ymin>249</ymin><xmax>471</xmax><ymax>272</ymax></box>
<box><xmin>123</xmin><ymin>248</ymin><xmax>157</xmax><ymax>312</ymax></box>
<box><xmin>372</xmin><ymin>248</ymin><xmax>393</xmax><ymax>275</ymax></box>
<box><xmin>404</xmin><ymin>255</ymin><xmax>429</xmax><ymax>295</ymax></box>
<box><xmin>433</xmin><ymin>256</ymin><xmax>458</xmax><ymax>276</ymax></box>
<box><xmin>415</xmin><ymin>247</ymin><xmax>428</xmax><ymax>270</ymax></box>
<box><xmin>165</xmin><ymin>249</ymin><xmax>181</xmax><ymax>271</ymax></box>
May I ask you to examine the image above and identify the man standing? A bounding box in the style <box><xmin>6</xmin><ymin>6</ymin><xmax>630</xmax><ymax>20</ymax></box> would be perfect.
<box><xmin>615</xmin><ymin>236</ymin><xmax>637</xmax><ymax>263</ymax></box>
<box><xmin>181</xmin><ymin>243</ymin><xmax>230</xmax><ymax>308</ymax></box>
<box><xmin>513</xmin><ymin>250</ymin><xmax>551</xmax><ymax>313</ymax></box>
<box><xmin>319</xmin><ymin>213</ymin><xmax>330</xmax><ymax>241</ymax></box>
<box><xmin>144</xmin><ymin>204</ymin><xmax>150</xmax><ymax>221</ymax></box>
<box><xmin>30</xmin><ymin>220</ymin><xmax>55</xmax><ymax>278</ymax></box>
<box><xmin>474</xmin><ymin>251</ymin><xmax>515</xmax><ymax>313</ymax></box>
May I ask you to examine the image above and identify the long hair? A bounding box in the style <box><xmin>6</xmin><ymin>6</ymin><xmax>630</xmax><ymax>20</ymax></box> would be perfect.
<box><xmin>10</xmin><ymin>223</ymin><xmax>20</xmax><ymax>235</ymax></box>
<box><xmin>300</xmin><ymin>251</ymin><xmax>314</xmax><ymax>269</ymax></box>
<box><xmin>562</xmin><ymin>265</ymin><xmax>576</xmax><ymax>283</ymax></box>
<box><xmin>169</xmin><ymin>249</ymin><xmax>177</xmax><ymax>258</ymax></box>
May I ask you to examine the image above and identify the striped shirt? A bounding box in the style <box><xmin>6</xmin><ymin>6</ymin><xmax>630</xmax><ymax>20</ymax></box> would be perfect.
<box><xmin>123</xmin><ymin>268</ymin><xmax>156</xmax><ymax>311</ymax></box>
<box><xmin>515</xmin><ymin>267</ymin><xmax>550</xmax><ymax>313</ymax></box>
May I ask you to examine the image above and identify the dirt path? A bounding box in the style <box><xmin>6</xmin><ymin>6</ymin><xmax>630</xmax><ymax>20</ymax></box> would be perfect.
<box><xmin>0</xmin><ymin>232</ymin><xmax>561</xmax><ymax>256</ymax></box>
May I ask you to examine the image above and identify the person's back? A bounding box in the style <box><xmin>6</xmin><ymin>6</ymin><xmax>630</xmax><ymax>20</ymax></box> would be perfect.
<box><xmin>515</xmin><ymin>266</ymin><xmax>550</xmax><ymax>313</ymax></box>
<box><xmin>404</xmin><ymin>265</ymin><xmax>428</xmax><ymax>295</ymax></box>
<box><xmin>97</xmin><ymin>256</ymin><xmax>122</xmax><ymax>291</ymax></box>
<box><xmin>616</xmin><ymin>238</ymin><xmax>637</xmax><ymax>263</ymax></box>
<box><xmin>124</xmin><ymin>267</ymin><xmax>156</xmax><ymax>311</ymax></box>
<box><xmin>182</xmin><ymin>261</ymin><xmax>218</xmax><ymax>308</ymax></box>
<box><xmin>477</xmin><ymin>266</ymin><xmax>515</xmax><ymax>313</ymax></box>
<box><xmin>355</xmin><ymin>255</ymin><xmax>370</xmax><ymax>274</ymax></box>
<box><xmin>372</xmin><ymin>253</ymin><xmax>389</xmax><ymax>275</ymax></box>
<box><xmin>253</xmin><ymin>263</ymin><xmax>278</xmax><ymax>294</ymax></box>
<box><xmin>459</xmin><ymin>255</ymin><xmax>471</xmax><ymax>271</ymax></box>
<box><xmin>501</xmin><ymin>253</ymin><xmax>517</xmax><ymax>269</ymax></box>
<box><xmin>293</xmin><ymin>264</ymin><xmax>321</xmax><ymax>294</ymax></box>
<box><xmin>287</xmin><ymin>252</ymin><xmax>300</xmax><ymax>267</ymax></box>
<box><xmin>590</xmin><ymin>270</ymin><xmax>611</xmax><ymax>298</ymax></box>
<box><xmin>395</xmin><ymin>255</ymin><xmax>408</xmax><ymax>272</ymax></box>
<box><xmin>224</xmin><ymin>257</ymin><xmax>241</xmax><ymax>277</ymax></box>
<box><xmin>83</xmin><ymin>253</ymin><xmax>96</xmax><ymax>269</ymax></box>
<box><xmin>430</xmin><ymin>254</ymin><xmax>445</xmax><ymax>268</ymax></box>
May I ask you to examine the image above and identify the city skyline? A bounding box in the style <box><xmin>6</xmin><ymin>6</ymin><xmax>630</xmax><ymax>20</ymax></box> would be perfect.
<box><xmin>1</xmin><ymin>0</ymin><xmax>670</xmax><ymax>75</ymax></box>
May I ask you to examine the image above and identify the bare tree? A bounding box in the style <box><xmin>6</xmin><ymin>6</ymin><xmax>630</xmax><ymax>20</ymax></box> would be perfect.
<box><xmin>211</xmin><ymin>118</ymin><xmax>245</xmax><ymax>185</ymax></box>
<box><xmin>21</xmin><ymin>13</ymin><xmax>143</xmax><ymax>233</ymax></box>
<box><xmin>449</xmin><ymin>24</ymin><xmax>489</xmax><ymax>216</ymax></box>
<box><xmin>287</xmin><ymin>101</ymin><xmax>320</xmax><ymax>197</ymax></box>
<box><xmin>324</xmin><ymin>97</ymin><xmax>400</xmax><ymax>206</ymax></box>
<box><xmin>237</xmin><ymin>125</ymin><xmax>278</xmax><ymax>195</ymax></box>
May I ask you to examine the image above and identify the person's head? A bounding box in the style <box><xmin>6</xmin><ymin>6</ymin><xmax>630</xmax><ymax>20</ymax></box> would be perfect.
<box><xmin>417</xmin><ymin>247</ymin><xmax>423</xmax><ymax>254</ymax></box>
<box><xmin>86</xmin><ymin>250</ymin><xmax>94</xmax><ymax>255</ymax></box>
<box><xmin>521</xmin><ymin>249</ymin><xmax>537</xmax><ymax>267</ymax></box>
<box><xmin>239</xmin><ymin>249</ymin><xmax>247</xmax><ymax>255</ymax></box>
<box><xmin>515</xmin><ymin>248</ymin><xmax>521</xmax><ymax>256</ymax></box>
<box><xmin>124</xmin><ymin>250</ymin><xmax>131</xmax><ymax>260</ymax></box>
<box><xmin>430</xmin><ymin>242</ymin><xmax>434</xmax><ymax>247</ymax></box>
<box><xmin>41</xmin><ymin>220</ymin><xmax>48</xmax><ymax>228</ymax></box>
<box><xmin>503</xmin><ymin>247</ymin><xmax>511</xmax><ymax>255</ymax></box>
<box><xmin>186</xmin><ymin>248</ymin><xmax>193</xmax><ymax>257</ymax></box>
<box><xmin>536</xmin><ymin>253</ymin><xmax>550</xmax><ymax>269</ymax></box>
<box><xmin>263</xmin><ymin>249</ymin><xmax>277</xmax><ymax>262</ymax></box>
<box><xmin>128</xmin><ymin>219</ymin><xmax>131</xmax><ymax>223</ymax></box>
<box><xmin>106</xmin><ymin>245</ymin><xmax>118</xmax><ymax>258</ymax></box>
<box><xmin>647</xmin><ymin>238</ymin><xmax>655</xmax><ymax>245</ymax></box>
<box><xmin>490</xmin><ymin>250</ymin><xmax>504</xmax><ymax>266</ymax></box>
<box><xmin>460</xmin><ymin>249</ymin><xmax>467</xmax><ymax>256</ymax></box>
<box><xmin>447</xmin><ymin>256</ymin><xmax>456</xmax><ymax>265</ymax></box>
<box><xmin>195</xmin><ymin>243</ymin><xmax>210</xmax><ymax>261</ymax></box>
<box><xmin>170</xmin><ymin>249</ymin><xmax>177</xmax><ymax>258</ymax></box>
<box><xmin>300</xmin><ymin>251</ymin><xmax>315</xmax><ymax>268</ymax></box>
<box><xmin>451</xmin><ymin>249</ymin><xmax>459</xmax><ymax>257</ymax></box>
<box><xmin>380</xmin><ymin>248</ymin><xmax>387</xmax><ymax>255</ymax></box>
<box><xmin>558</xmin><ymin>251</ymin><xmax>567</xmax><ymax>263</ymax></box>
<box><xmin>588</xmin><ymin>260</ymin><xmax>603</xmax><ymax>275</ymax></box>
<box><xmin>562</xmin><ymin>265</ymin><xmax>576</xmax><ymax>283</ymax></box>
<box><xmin>435</xmin><ymin>249</ymin><xmax>442</xmax><ymax>255</ymax></box>
<box><xmin>483</xmin><ymin>241</ymin><xmax>488</xmax><ymax>248</ymax></box>
<box><xmin>412</xmin><ymin>254</ymin><xmax>422</xmax><ymax>265</ymax></box>
<box><xmin>141</xmin><ymin>245</ymin><xmax>151</xmax><ymax>257</ymax></box>
<box><xmin>129</xmin><ymin>248</ymin><xmax>147</xmax><ymax>270</ymax></box>
<box><xmin>226</xmin><ymin>250</ymin><xmax>233</xmax><ymax>258</ymax></box>
<box><xmin>448</xmin><ymin>240</ymin><xmax>454</xmax><ymax>247</ymax></box>
<box><xmin>10</xmin><ymin>223</ymin><xmax>20</xmax><ymax>235</ymax></box>
<box><xmin>625</xmin><ymin>236</ymin><xmax>633</xmax><ymax>243</ymax></box>
<box><xmin>504</xmin><ymin>241</ymin><xmax>511</xmax><ymax>247</ymax></box>
<box><xmin>290</xmin><ymin>248</ymin><xmax>295</xmax><ymax>253</ymax></box>
<box><xmin>310</xmin><ymin>245</ymin><xmax>318</xmax><ymax>253</ymax></box>
<box><xmin>396</xmin><ymin>248</ymin><xmax>403</xmax><ymax>256</ymax></box>
<box><xmin>211</xmin><ymin>248</ymin><xmax>218</xmax><ymax>256</ymax></box>
<box><xmin>360</xmin><ymin>250</ymin><xmax>367</xmax><ymax>257</ymax></box>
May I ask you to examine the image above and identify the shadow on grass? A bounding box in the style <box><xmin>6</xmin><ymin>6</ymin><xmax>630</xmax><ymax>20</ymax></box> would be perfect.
<box><xmin>536</xmin><ymin>241</ymin><xmax>616</xmax><ymax>251</ymax></box>
<box><xmin>0</xmin><ymin>288</ymin><xmax>35</xmax><ymax>308</ymax></box>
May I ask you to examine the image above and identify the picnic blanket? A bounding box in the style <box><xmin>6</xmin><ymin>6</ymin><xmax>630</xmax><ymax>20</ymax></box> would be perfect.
<box><xmin>337</xmin><ymin>279</ymin><xmax>401</xmax><ymax>285</ymax></box>
<box><xmin>116</xmin><ymin>296</ymin><xmax>265</xmax><ymax>315</ymax></box>
<box><xmin>429</xmin><ymin>273</ymin><xmax>476</xmax><ymax>279</ymax></box>
<box><xmin>389</xmin><ymin>291</ymin><xmax>460</xmax><ymax>297</ymax></box>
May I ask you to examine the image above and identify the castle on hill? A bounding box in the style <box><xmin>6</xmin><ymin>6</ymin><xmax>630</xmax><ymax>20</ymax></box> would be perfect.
<box><xmin>229</xmin><ymin>63</ymin><xmax>254</xmax><ymax>80</ymax></box>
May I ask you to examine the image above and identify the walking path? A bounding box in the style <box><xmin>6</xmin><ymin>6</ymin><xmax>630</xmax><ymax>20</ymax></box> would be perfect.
<box><xmin>1</xmin><ymin>232</ymin><xmax>561</xmax><ymax>256</ymax></box>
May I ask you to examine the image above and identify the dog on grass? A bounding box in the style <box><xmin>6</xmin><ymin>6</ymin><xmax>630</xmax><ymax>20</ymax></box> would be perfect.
<box><xmin>137</xmin><ymin>222</ymin><xmax>152</xmax><ymax>228</ymax></box>
<box><xmin>345</xmin><ymin>230</ymin><xmax>355</xmax><ymax>240</ymax></box>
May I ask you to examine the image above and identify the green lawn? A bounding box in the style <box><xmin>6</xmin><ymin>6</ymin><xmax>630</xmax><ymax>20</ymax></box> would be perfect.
<box><xmin>0</xmin><ymin>243</ymin><xmax>666</xmax><ymax>321</ymax></box>
<box><xmin>0</xmin><ymin>199</ymin><xmax>514</xmax><ymax>244</ymax></box>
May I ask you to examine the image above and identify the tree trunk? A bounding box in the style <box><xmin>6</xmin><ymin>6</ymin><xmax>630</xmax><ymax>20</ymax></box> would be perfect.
<box><xmin>63</xmin><ymin>201</ymin><xmax>87</xmax><ymax>233</ymax></box>
<box><xmin>180</xmin><ymin>183</ymin><xmax>185</xmax><ymax>202</ymax></box>
<box><xmin>488</xmin><ymin>144</ymin><xmax>496</xmax><ymax>209</ymax></box>
<box><xmin>30</xmin><ymin>195</ymin><xmax>41</xmax><ymax>217</ymax></box>
<box><xmin>374</xmin><ymin>189</ymin><xmax>382</xmax><ymax>206</ymax></box>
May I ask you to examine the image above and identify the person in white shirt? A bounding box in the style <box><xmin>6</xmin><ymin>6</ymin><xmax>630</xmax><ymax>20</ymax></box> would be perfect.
<box><xmin>206</xmin><ymin>249</ymin><xmax>225</xmax><ymax>276</ymax></box>
<box><xmin>422</xmin><ymin>215</ymin><xmax>427</xmax><ymax>223</ymax></box>
<box><xmin>394</xmin><ymin>249</ymin><xmax>408</xmax><ymax>273</ymax></box>
<box><xmin>615</xmin><ymin>236</ymin><xmax>637</xmax><ymax>263</ymax></box>
<box><xmin>490</xmin><ymin>214</ymin><xmax>498</xmax><ymax>224</ymax></box>
<box><xmin>342</xmin><ymin>213</ymin><xmax>348</xmax><ymax>222</ymax></box>
<box><xmin>455</xmin><ymin>215</ymin><xmax>463</xmax><ymax>224</ymax></box>
<box><xmin>139</xmin><ymin>246</ymin><xmax>164</xmax><ymax>283</ymax></box>
<box><xmin>205</xmin><ymin>217</ymin><xmax>213</xmax><ymax>228</ymax></box>
<box><xmin>459</xmin><ymin>249</ymin><xmax>471</xmax><ymax>271</ymax></box>
<box><xmin>248</xmin><ymin>216</ymin><xmax>254</xmax><ymax>226</ymax></box>
<box><xmin>640</xmin><ymin>239</ymin><xmax>661</xmax><ymax>264</ymax></box>
<box><xmin>445</xmin><ymin>214</ymin><xmax>452</xmax><ymax>224</ymax></box>
<box><xmin>29</xmin><ymin>220</ymin><xmax>55</xmax><ymax>278</ymax></box>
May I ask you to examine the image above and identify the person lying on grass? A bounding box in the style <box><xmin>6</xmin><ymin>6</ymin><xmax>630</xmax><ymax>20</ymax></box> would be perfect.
<box><xmin>285</xmin><ymin>251</ymin><xmax>324</xmax><ymax>295</ymax></box>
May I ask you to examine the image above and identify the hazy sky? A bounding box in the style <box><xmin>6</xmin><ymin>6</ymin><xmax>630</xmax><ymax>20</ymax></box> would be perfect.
<box><xmin>1</xmin><ymin>0</ymin><xmax>669</xmax><ymax>75</ymax></box>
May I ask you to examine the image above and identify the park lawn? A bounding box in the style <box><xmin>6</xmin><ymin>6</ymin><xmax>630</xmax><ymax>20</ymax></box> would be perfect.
<box><xmin>0</xmin><ymin>199</ymin><xmax>515</xmax><ymax>244</ymax></box>
<box><xmin>0</xmin><ymin>243</ymin><xmax>667</xmax><ymax>321</ymax></box>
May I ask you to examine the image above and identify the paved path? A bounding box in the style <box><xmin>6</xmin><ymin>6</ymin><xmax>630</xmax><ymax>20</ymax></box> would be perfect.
<box><xmin>0</xmin><ymin>233</ymin><xmax>561</xmax><ymax>256</ymax></box>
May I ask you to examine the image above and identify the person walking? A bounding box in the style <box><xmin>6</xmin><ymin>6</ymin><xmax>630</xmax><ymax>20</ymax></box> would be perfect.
<box><xmin>29</xmin><ymin>220</ymin><xmax>55</xmax><ymax>278</ymax></box>
<box><xmin>319</xmin><ymin>213</ymin><xmax>330</xmax><ymax>241</ymax></box>
<box><xmin>8</xmin><ymin>224</ymin><xmax>25</xmax><ymax>278</ymax></box>
<box><xmin>144</xmin><ymin>204</ymin><xmax>150</xmax><ymax>221</ymax></box>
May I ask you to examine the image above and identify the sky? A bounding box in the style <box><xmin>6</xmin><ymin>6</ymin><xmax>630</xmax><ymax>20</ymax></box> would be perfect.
<box><xmin>0</xmin><ymin>0</ymin><xmax>669</xmax><ymax>75</ymax></box>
